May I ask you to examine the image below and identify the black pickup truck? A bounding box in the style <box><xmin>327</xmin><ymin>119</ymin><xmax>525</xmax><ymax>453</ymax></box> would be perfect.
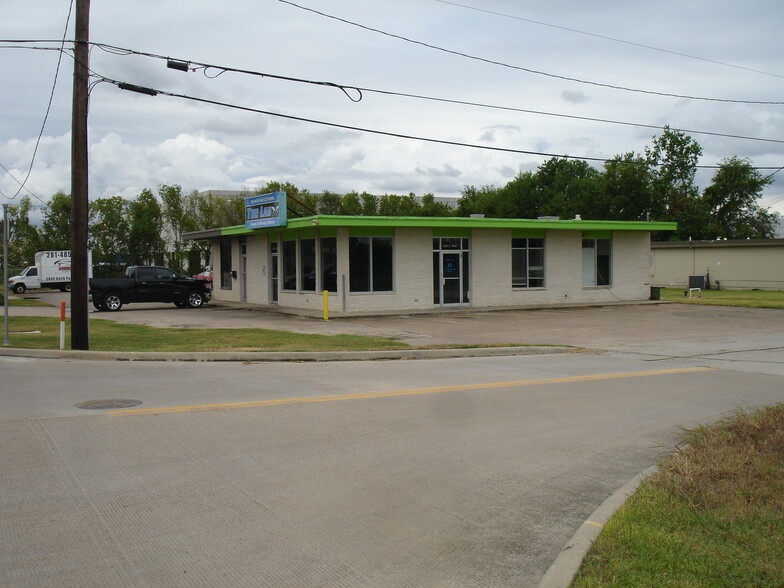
<box><xmin>89</xmin><ymin>265</ymin><xmax>211</xmax><ymax>311</ymax></box>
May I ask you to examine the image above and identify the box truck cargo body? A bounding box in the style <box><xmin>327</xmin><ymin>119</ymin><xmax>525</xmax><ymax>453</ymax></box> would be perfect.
<box><xmin>7</xmin><ymin>250</ymin><xmax>92</xmax><ymax>294</ymax></box>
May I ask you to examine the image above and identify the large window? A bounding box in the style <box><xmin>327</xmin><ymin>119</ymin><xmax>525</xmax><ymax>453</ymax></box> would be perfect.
<box><xmin>582</xmin><ymin>238</ymin><xmax>611</xmax><ymax>286</ymax></box>
<box><xmin>300</xmin><ymin>238</ymin><xmax>316</xmax><ymax>291</ymax></box>
<box><xmin>512</xmin><ymin>238</ymin><xmax>544</xmax><ymax>288</ymax></box>
<box><xmin>220</xmin><ymin>239</ymin><xmax>232</xmax><ymax>289</ymax></box>
<box><xmin>349</xmin><ymin>236</ymin><xmax>393</xmax><ymax>292</ymax></box>
<box><xmin>282</xmin><ymin>240</ymin><xmax>297</xmax><ymax>290</ymax></box>
<box><xmin>320</xmin><ymin>237</ymin><xmax>337</xmax><ymax>293</ymax></box>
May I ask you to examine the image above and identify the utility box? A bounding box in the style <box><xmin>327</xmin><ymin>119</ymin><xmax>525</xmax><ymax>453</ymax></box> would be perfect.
<box><xmin>688</xmin><ymin>274</ymin><xmax>706</xmax><ymax>289</ymax></box>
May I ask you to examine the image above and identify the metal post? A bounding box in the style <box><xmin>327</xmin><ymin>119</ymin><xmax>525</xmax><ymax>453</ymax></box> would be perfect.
<box><xmin>70</xmin><ymin>0</ymin><xmax>90</xmax><ymax>349</ymax></box>
<box><xmin>3</xmin><ymin>203</ymin><xmax>10</xmax><ymax>346</ymax></box>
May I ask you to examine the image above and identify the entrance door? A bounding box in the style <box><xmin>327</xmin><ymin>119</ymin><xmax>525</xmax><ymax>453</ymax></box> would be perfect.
<box><xmin>441</xmin><ymin>252</ymin><xmax>462</xmax><ymax>304</ymax></box>
<box><xmin>270</xmin><ymin>242</ymin><xmax>279</xmax><ymax>304</ymax></box>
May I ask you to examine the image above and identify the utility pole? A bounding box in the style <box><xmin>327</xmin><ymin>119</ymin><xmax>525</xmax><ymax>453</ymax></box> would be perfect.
<box><xmin>70</xmin><ymin>0</ymin><xmax>90</xmax><ymax>349</ymax></box>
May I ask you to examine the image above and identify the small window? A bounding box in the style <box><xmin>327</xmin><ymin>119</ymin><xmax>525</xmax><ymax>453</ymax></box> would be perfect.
<box><xmin>282</xmin><ymin>240</ymin><xmax>297</xmax><ymax>290</ymax></box>
<box><xmin>582</xmin><ymin>238</ymin><xmax>611</xmax><ymax>286</ymax></box>
<box><xmin>512</xmin><ymin>238</ymin><xmax>545</xmax><ymax>288</ymax></box>
<box><xmin>300</xmin><ymin>238</ymin><xmax>316</xmax><ymax>291</ymax></box>
<box><xmin>220</xmin><ymin>239</ymin><xmax>232</xmax><ymax>289</ymax></box>
<box><xmin>349</xmin><ymin>236</ymin><xmax>393</xmax><ymax>292</ymax></box>
<box><xmin>320</xmin><ymin>237</ymin><xmax>337</xmax><ymax>293</ymax></box>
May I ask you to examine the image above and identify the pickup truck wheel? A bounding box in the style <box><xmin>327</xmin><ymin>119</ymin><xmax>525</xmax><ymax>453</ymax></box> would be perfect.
<box><xmin>92</xmin><ymin>301</ymin><xmax>102</xmax><ymax>311</ymax></box>
<box><xmin>62</xmin><ymin>283</ymin><xmax>72</xmax><ymax>292</ymax></box>
<box><xmin>186</xmin><ymin>291</ymin><xmax>204</xmax><ymax>308</ymax></box>
<box><xmin>12</xmin><ymin>283</ymin><xmax>26</xmax><ymax>294</ymax></box>
<box><xmin>101</xmin><ymin>293</ymin><xmax>123</xmax><ymax>312</ymax></box>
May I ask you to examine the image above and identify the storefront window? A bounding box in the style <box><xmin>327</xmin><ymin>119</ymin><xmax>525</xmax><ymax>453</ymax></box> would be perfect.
<box><xmin>582</xmin><ymin>238</ymin><xmax>611</xmax><ymax>286</ymax></box>
<box><xmin>220</xmin><ymin>239</ymin><xmax>232</xmax><ymax>289</ymax></box>
<box><xmin>320</xmin><ymin>237</ymin><xmax>337</xmax><ymax>292</ymax></box>
<box><xmin>300</xmin><ymin>238</ymin><xmax>316</xmax><ymax>291</ymax></box>
<box><xmin>512</xmin><ymin>238</ymin><xmax>545</xmax><ymax>288</ymax></box>
<box><xmin>282</xmin><ymin>240</ymin><xmax>297</xmax><ymax>290</ymax></box>
<box><xmin>349</xmin><ymin>236</ymin><xmax>393</xmax><ymax>292</ymax></box>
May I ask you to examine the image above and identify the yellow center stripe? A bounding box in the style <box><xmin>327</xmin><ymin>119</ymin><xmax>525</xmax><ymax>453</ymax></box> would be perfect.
<box><xmin>107</xmin><ymin>366</ymin><xmax>712</xmax><ymax>416</ymax></box>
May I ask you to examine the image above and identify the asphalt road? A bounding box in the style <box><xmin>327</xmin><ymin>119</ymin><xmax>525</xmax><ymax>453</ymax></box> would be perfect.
<box><xmin>2</xmin><ymin>300</ymin><xmax>783</xmax><ymax>586</ymax></box>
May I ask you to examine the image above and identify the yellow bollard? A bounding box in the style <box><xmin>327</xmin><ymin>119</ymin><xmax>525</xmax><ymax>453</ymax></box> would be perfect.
<box><xmin>323</xmin><ymin>290</ymin><xmax>329</xmax><ymax>320</ymax></box>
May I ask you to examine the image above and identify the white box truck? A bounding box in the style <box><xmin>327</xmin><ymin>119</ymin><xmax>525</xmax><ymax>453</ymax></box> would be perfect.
<box><xmin>7</xmin><ymin>250</ymin><xmax>92</xmax><ymax>294</ymax></box>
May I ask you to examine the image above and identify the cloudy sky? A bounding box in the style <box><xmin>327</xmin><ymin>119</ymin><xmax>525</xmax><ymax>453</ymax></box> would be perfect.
<box><xmin>1</xmin><ymin>0</ymin><xmax>783</xmax><ymax>218</ymax></box>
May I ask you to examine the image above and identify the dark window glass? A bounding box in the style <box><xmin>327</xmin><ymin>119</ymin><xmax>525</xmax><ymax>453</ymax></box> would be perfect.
<box><xmin>596</xmin><ymin>239</ymin><xmax>611</xmax><ymax>286</ymax></box>
<box><xmin>220</xmin><ymin>239</ymin><xmax>232</xmax><ymax>289</ymax></box>
<box><xmin>300</xmin><ymin>238</ymin><xmax>316</xmax><ymax>291</ymax></box>
<box><xmin>349</xmin><ymin>236</ymin><xmax>393</xmax><ymax>292</ymax></box>
<box><xmin>282</xmin><ymin>240</ymin><xmax>297</xmax><ymax>290</ymax></box>
<box><xmin>320</xmin><ymin>237</ymin><xmax>337</xmax><ymax>293</ymax></box>
<box><xmin>371</xmin><ymin>237</ymin><xmax>393</xmax><ymax>291</ymax></box>
<box><xmin>349</xmin><ymin>237</ymin><xmax>370</xmax><ymax>292</ymax></box>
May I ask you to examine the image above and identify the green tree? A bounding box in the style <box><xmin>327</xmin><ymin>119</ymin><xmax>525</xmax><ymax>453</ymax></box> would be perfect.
<box><xmin>600</xmin><ymin>153</ymin><xmax>659</xmax><ymax>221</ymax></box>
<box><xmin>534</xmin><ymin>158</ymin><xmax>601</xmax><ymax>219</ymax></box>
<box><xmin>701</xmin><ymin>157</ymin><xmax>775</xmax><ymax>239</ymax></box>
<box><xmin>360</xmin><ymin>192</ymin><xmax>378</xmax><ymax>216</ymax></box>
<box><xmin>399</xmin><ymin>193</ymin><xmax>422</xmax><ymax>216</ymax></box>
<box><xmin>89</xmin><ymin>196</ymin><xmax>130</xmax><ymax>275</ymax></box>
<box><xmin>378</xmin><ymin>193</ymin><xmax>403</xmax><ymax>216</ymax></box>
<box><xmin>340</xmin><ymin>192</ymin><xmax>362</xmax><ymax>215</ymax></box>
<box><xmin>40</xmin><ymin>191</ymin><xmax>72</xmax><ymax>250</ymax></box>
<box><xmin>456</xmin><ymin>184</ymin><xmax>501</xmax><ymax>217</ymax></box>
<box><xmin>645</xmin><ymin>126</ymin><xmax>702</xmax><ymax>217</ymax></box>
<box><xmin>318</xmin><ymin>191</ymin><xmax>342</xmax><ymax>215</ymax></box>
<box><xmin>159</xmin><ymin>184</ymin><xmax>188</xmax><ymax>273</ymax></box>
<box><xmin>420</xmin><ymin>193</ymin><xmax>453</xmax><ymax>217</ymax></box>
<box><xmin>127</xmin><ymin>189</ymin><xmax>165</xmax><ymax>265</ymax></box>
<box><xmin>4</xmin><ymin>196</ymin><xmax>42</xmax><ymax>267</ymax></box>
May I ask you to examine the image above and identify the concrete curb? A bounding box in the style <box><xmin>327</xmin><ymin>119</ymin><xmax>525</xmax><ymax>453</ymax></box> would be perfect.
<box><xmin>0</xmin><ymin>345</ymin><xmax>576</xmax><ymax>362</ymax></box>
<box><xmin>537</xmin><ymin>465</ymin><xmax>659</xmax><ymax>588</ymax></box>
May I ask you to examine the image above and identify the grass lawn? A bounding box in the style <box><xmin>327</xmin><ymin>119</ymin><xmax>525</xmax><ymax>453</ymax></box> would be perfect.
<box><xmin>572</xmin><ymin>404</ymin><xmax>784</xmax><ymax>587</ymax></box>
<box><xmin>3</xmin><ymin>317</ymin><xmax>409</xmax><ymax>352</ymax></box>
<box><xmin>660</xmin><ymin>288</ymin><xmax>784</xmax><ymax>309</ymax></box>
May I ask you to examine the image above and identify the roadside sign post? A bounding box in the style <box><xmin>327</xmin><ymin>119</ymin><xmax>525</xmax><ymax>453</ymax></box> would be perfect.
<box><xmin>60</xmin><ymin>301</ymin><xmax>67</xmax><ymax>350</ymax></box>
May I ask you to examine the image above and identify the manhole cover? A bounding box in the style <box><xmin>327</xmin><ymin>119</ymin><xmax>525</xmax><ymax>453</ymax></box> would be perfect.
<box><xmin>75</xmin><ymin>399</ymin><xmax>142</xmax><ymax>410</ymax></box>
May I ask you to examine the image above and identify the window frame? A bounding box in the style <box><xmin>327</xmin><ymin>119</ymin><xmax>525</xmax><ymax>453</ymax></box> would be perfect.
<box><xmin>511</xmin><ymin>237</ymin><xmax>545</xmax><ymax>289</ymax></box>
<box><xmin>582</xmin><ymin>238</ymin><xmax>612</xmax><ymax>287</ymax></box>
<box><xmin>349</xmin><ymin>236</ymin><xmax>394</xmax><ymax>293</ymax></box>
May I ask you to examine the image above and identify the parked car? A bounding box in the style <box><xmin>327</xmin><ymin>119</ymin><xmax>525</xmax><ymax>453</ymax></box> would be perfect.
<box><xmin>89</xmin><ymin>265</ymin><xmax>211</xmax><ymax>311</ymax></box>
<box><xmin>193</xmin><ymin>269</ymin><xmax>213</xmax><ymax>282</ymax></box>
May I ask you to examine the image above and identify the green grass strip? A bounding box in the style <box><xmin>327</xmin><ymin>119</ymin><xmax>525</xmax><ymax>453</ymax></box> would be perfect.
<box><xmin>3</xmin><ymin>317</ymin><xmax>409</xmax><ymax>352</ymax></box>
<box><xmin>572</xmin><ymin>404</ymin><xmax>784</xmax><ymax>587</ymax></box>
<box><xmin>660</xmin><ymin>288</ymin><xmax>784</xmax><ymax>309</ymax></box>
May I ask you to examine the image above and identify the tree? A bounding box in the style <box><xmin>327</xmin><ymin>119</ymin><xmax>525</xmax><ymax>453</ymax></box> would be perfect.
<box><xmin>159</xmin><ymin>184</ymin><xmax>188</xmax><ymax>273</ymax></box>
<box><xmin>534</xmin><ymin>158</ymin><xmax>601</xmax><ymax>219</ymax></box>
<box><xmin>89</xmin><ymin>196</ymin><xmax>130</xmax><ymax>276</ymax></box>
<box><xmin>127</xmin><ymin>189</ymin><xmax>165</xmax><ymax>266</ymax></box>
<box><xmin>419</xmin><ymin>193</ymin><xmax>453</xmax><ymax>217</ymax></box>
<box><xmin>600</xmin><ymin>153</ymin><xmax>658</xmax><ymax>221</ymax></box>
<box><xmin>644</xmin><ymin>126</ymin><xmax>702</xmax><ymax>217</ymax></box>
<box><xmin>40</xmin><ymin>191</ymin><xmax>72</xmax><ymax>250</ymax></box>
<box><xmin>4</xmin><ymin>196</ymin><xmax>42</xmax><ymax>267</ymax></box>
<box><xmin>318</xmin><ymin>191</ymin><xmax>342</xmax><ymax>215</ymax></box>
<box><xmin>701</xmin><ymin>157</ymin><xmax>775</xmax><ymax>239</ymax></box>
<box><xmin>340</xmin><ymin>192</ymin><xmax>362</xmax><ymax>215</ymax></box>
<box><xmin>360</xmin><ymin>192</ymin><xmax>378</xmax><ymax>216</ymax></box>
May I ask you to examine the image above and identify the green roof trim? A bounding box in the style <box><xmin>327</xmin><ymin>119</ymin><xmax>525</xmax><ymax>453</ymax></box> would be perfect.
<box><xmin>215</xmin><ymin>215</ymin><xmax>676</xmax><ymax>238</ymax></box>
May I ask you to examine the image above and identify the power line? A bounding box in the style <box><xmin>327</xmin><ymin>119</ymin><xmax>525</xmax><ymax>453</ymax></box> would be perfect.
<box><xmin>10</xmin><ymin>1</ymin><xmax>75</xmax><ymax>200</ymax></box>
<box><xmin>275</xmin><ymin>0</ymin><xmax>784</xmax><ymax>105</ymax></box>
<box><xmin>80</xmin><ymin>41</ymin><xmax>784</xmax><ymax>146</ymax></box>
<box><xmin>0</xmin><ymin>161</ymin><xmax>48</xmax><ymax>206</ymax></box>
<box><xmin>98</xmin><ymin>75</ymin><xmax>782</xmax><ymax>171</ymax></box>
<box><xmin>433</xmin><ymin>0</ymin><xmax>784</xmax><ymax>80</ymax></box>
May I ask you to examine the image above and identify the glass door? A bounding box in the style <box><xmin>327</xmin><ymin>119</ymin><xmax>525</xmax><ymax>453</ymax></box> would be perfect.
<box><xmin>433</xmin><ymin>238</ymin><xmax>470</xmax><ymax>306</ymax></box>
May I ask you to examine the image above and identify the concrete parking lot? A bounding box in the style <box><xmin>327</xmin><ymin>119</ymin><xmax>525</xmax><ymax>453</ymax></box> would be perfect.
<box><xmin>2</xmin><ymin>297</ymin><xmax>783</xmax><ymax>586</ymax></box>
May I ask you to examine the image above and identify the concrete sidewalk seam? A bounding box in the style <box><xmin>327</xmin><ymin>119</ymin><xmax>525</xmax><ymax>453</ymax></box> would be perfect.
<box><xmin>537</xmin><ymin>465</ymin><xmax>659</xmax><ymax>588</ymax></box>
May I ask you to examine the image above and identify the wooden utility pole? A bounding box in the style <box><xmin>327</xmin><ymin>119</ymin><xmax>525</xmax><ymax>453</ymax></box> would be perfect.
<box><xmin>70</xmin><ymin>0</ymin><xmax>90</xmax><ymax>349</ymax></box>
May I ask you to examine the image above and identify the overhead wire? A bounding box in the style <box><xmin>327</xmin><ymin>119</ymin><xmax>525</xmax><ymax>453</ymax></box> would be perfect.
<box><xmin>433</xmin><ymin>0</ymin><xmax>784</xmax><ymax>80</ymax></box>
<box><xmin>96</xmin><ymin>74</ymin><xmax>782</xmax><ymax>171</ymax></box>
<box><xmin>79</xmin><ymin>41</ymin><xmax>784</xmax><ymax>146</ymax></box>
<box><xmin>7</xmin><ymin>0</ymin><xmax>75</xmax><ymax>201</ymax></box>
<box><xmin>275</xmin><ymin>0</ymin><xmax>784</xmax><ymax>105</ymax></box>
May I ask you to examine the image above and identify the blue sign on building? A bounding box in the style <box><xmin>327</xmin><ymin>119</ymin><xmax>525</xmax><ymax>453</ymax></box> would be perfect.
<box><xmin>245</xmin><ymin>191</ymin><xmax>287</xmax><ymax>228</ymax></box>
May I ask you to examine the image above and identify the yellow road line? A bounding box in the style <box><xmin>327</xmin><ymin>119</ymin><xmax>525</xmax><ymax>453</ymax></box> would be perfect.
<box><xmin>107</xmin><ymin>366</ymin><xmax>712</xmax><ymax>416</ymax></box>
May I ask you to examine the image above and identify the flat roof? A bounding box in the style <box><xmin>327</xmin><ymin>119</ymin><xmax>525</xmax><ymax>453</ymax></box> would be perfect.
<box><xmin>183</xmin><ymin>215</ymin><xmax>676</xmax><ymax>240</ymax></box>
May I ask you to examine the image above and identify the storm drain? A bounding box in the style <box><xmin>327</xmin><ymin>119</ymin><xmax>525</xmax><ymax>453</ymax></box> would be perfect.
<box><xmin>75</xmin><ymin>399</ymin><xmax>142</xmax><ymax>410</ymax></box>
